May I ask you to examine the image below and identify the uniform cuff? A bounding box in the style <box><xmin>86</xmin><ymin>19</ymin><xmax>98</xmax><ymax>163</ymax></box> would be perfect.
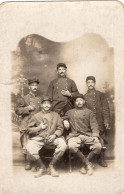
<box><xmin>92</xmin><ymin>133</ymin><xmax>99</xmax><ymax>137</ymax></box>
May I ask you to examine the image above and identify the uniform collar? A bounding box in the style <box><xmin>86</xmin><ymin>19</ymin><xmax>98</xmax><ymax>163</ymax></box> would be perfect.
<box><xmin>29</xmin><ymin>91</ymin><xmax>38</xmax><ymax>97</ymax></box>
<box><xmin>75</xmin><ymin>106</ymin><xmax>86</xmax><ymax>110</ymax></box>
<box><xmin>41</xmin><ymin>109</ymin><xmax>51</xmax><ymax>114</ymax></box>
<box><xmin>87</xmin><ymin>88</ymin><xmax>96</xmax><ymax>93</ymax></box>
<box><xmin>58</xmin><ymin>75</ymin><xmax>67</xmax><ymax>78</ymax></box>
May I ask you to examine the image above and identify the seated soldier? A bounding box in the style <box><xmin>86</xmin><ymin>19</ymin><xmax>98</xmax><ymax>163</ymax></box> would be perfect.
<box><xmin>63</xmin><ymin>94</ymin><xmax>102</xmax><ymax>175</ymax></box>
<box><xmin>26</xmin><ymin>96</ymin><xmax>67</xmax><ymax>178</ymax></box>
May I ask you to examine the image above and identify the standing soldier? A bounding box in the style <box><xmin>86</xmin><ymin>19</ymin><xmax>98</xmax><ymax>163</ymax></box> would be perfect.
<box><xmin>16</xmin><ymin>77</ymin><xmax>42</xmax><ymax>170</ymax></box>
<box><xmin>84</xmin><ymin>76</ymin><xmax>110</xmax><ymax>167</ymax></box>
<box><xmin>47</xmin><ymin>63</ymin><xmax>79</xmax><ymax>116</ymax></box>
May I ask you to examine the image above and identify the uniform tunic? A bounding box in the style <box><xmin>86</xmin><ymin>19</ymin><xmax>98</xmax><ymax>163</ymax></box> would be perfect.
<box><xmin>15</xmin><ymin>92</ymin><xmax>42</xmax><ymax>151</ymax></box>
<box><xmin>26</xmin><ymin>110</ymin><xmax>67</xmax><ymax>160</ymax></box>
<box><xmin>64</xmin><ymin>107</ymin><xmax>99</xmax><ymax>139</ymax></box>
<box><xmin>47</xmin><ymin>75</ymin><xmax>79</xmax><ymax>115</ymax></box>
<box><xmin>84</xmin><ymin>89</ymin><xmax>110</xmax><ymax>142</ymax></box>
<box><xmin>28</xmin><ymin>110</ymin><xmax>64</xmax><ymax>139</ymax></box>
<box><xmin>64</xmin><ymin>107</ymin><xmax>101</xmax><ymax>153</ymax></box>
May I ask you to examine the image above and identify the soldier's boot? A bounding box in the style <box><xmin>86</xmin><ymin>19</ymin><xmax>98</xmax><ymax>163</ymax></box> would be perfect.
<box><xmin>25</xmin><ymin>163</ymin><xmax>32</xmax><ymax>170</ymax></box>
<box><xmin>34</xmin><ymin>158</ymin><xmax>45</xmax><ymax>178</ymax></box>
<box><xmin>31</xmin><ymin>161</ymin><xmax>38</xmax><ymax>172</ymax></box>
<box><xmin>74</xmin><ymin>150</ymin><xmax>88</xmax><ymax>175</ymax></box>
<box><xmin>86</xmin><ymin>150</ymin><xmax>96</xmax><ymax>175</ymax></box>
<box><xmin>49</xmin><ymin>157</ymin><xmax>59</xmax><ymax>177</ymax></box>
<box><xmin>86</xmin><ymin>162</ymin><xmax>93</xmax><ymax>176</ymax></box>
<box><xmin>98</xmin><ymin>151</ymin><xmax>107</xmax><ymax>167</ymax></box>
<box><xmin>80</xmin><ymin>166</ymin><xmax>87</xmax><ymax>174</ymax></box>
<box><xmin>25</xmin><ymin>154</ymin><xmax>32</xmax><ymax>170</ymax></box>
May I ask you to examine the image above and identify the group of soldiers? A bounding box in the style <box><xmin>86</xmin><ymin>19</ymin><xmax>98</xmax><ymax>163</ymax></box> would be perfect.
<box><xmin>15</xmin><ymin>63</ymin><xmax>110</xmax><ymax>178</ymax></box>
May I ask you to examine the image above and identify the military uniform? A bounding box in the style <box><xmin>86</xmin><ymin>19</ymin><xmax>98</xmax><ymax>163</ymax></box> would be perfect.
<box><xmin>84</xmin><ymin>89</ymin><xmax>110</xmax><ymax>143</ymax></box>
<box><xmin>25</xmin><ymin>96</ymin><xmax>67</xmax><ymax>177</ymax></box>
<box><xmin>26</xmin><ymin>109</ymin><xmax>67</xmax><ymax>161</ymax></box>
<box><xmin>16</xmin><ymin>92</ymin><xmax>42</xmax><ymax>153</ymax></box>
<box><xmin>47</xmin><ymin>75</ymin><xmax>79</xmax><ymax>116</ymax></box>
<box><xmin>64</xmin><ymin>107</ymin><xmax>101</xmax><ymax>154</ymax></box>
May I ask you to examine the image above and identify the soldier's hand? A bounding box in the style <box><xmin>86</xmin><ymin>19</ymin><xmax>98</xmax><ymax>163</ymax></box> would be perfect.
<box><xmin>93</xmin><ymin>137</ymin><xmax>99</xmax><ymax>143</ymax></box>
<box><xmin>28</xmin><ymin>105</ymin><xmax>35</xmax><ymax>111</ymax></box>
<box><xmin>47</xmin><ymin>134</ymin><xmax>56</xmax><ymax>142</ymax></box>
<box><xmin>40</xmin><ymin>122</ymin><xmax>47</xmax><ymax>130</ymax></box>
<box><xmin>63</xmin><ymin>120</ymin><xmax>70</xmax><ymax>130</ymax></box>
<box><xmin>61</xmin><ymin>90</ymin><xmax>71</xmax><ymax>97</ymax></box>
<box><xmin>104</xmin><ymin>122</ymin><xmax>110</xmax><ymax>130</ymax></box>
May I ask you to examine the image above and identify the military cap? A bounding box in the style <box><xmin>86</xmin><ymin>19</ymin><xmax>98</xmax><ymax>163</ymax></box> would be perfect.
<box><xmin>86</xmin><ymin>76</ymin><xmax>96</xmax><ymax>83</ymax></box>
<box><xmin>57</xmin><ymin>63</ymin><xmax>67</xmax><ymax>69</ymax></box>
<box><xmin>74</xmin><ymin>93</ymin><xmax>85</xmax><ymax>101</ymax></box>
<box><xmin>41</xmin><ymin>96</ymin><xmax>52</xmax><ymax>103</ymax></box>
<box><xmin>28</xmin><ymin>77</ymin><xmax>40</xmax><ymax>85</ymax></box>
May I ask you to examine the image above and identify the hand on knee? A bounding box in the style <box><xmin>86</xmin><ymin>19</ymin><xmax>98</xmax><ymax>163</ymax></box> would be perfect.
<box><xmin>95</xmin><ymin>144</ymin><xmax>102</xmax><ymax>154</ymax></box>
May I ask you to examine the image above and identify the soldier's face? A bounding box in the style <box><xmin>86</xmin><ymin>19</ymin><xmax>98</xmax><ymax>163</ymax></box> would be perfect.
<box><xmin>57</xmin><ymin>67</ymin><xmax>66</xmax><ymax>77</ymax></box>
<box><xmin>75</xmin><ymin>98</ymin><xmax>85</xmax><ymax>108</ymax></box>
<box><xmin>41</xmin><ymin>101</ymin><xmax>51</xmax><ymax>111</ymax></box>
<box><xmin>29</xmin><ymin>82</ymin><xmax>38</xmax><ymax>92</ymax></box>
<box><xmin>86</xmin><ymin>80</ymin><xmax>95</xmax><ymax>90</ymax></box>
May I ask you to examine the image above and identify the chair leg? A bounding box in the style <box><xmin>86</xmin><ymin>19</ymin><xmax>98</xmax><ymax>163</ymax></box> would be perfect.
<box><xmin>69</xmin><ymin>150</ymin><xmax>72</xmax><ymax>173</ymax></box>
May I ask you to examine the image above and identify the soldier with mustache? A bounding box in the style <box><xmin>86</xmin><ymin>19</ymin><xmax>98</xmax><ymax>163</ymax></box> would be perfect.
<box><xmin>16</xmin><ymin>77</ymin><xmax>42</xmax><ymax>170</ymax></box>
<box><xmin>47</xmin><ymin>63</ymin><xmax>79</xmax><ymax>117</ymax></box>
<box><xmin>84</xmin><ymin>76</ymin><xmax>111</xmax><ymax>167</ymax></box>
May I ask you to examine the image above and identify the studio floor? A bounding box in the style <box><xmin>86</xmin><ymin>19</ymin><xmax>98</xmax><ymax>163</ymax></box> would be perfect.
<box><xmin>12</xmin><ymin>160</ymin><xmax>123</xmax><ymax>194</ymax></box>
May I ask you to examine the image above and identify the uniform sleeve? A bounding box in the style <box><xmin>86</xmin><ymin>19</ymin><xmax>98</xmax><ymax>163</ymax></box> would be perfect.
<box><xmin>62</xmin><ymin>111</ymin><xmax>70</xmax><ymax>121</ymax></box>
<box><xmin>89</xmin><ymin>112</ymin><xmax>99</xmax><ymax>137</ymax></box>
<box><xmin>54</xmin><ymin>114</ymin><xmax>64</xmax><ymax>137</ymax></box>
<box><xmin>70</xmin><ymin>80</ymin><xmax>79</xmax><ymax>97</ymax></box>
<box><xmin>27</xmin><ymin>116</ymin><xmax>41</xmax><ymax>135</ymax></box>
<box><xmin>15</xmin><ymin>97</ymin><xmax>30</xmax><ymax>115</ymax></box>
<box><xmin>47</xmin><ymin>81</ymin><xmax>53</xmax><ymax>100</ymax></box>
<box><xmin>101</xmin><ymin>93</ymin><xmax>110</xmax><ymax>124</ymax></box>
<box><xmin>28</xmin><ymin>116</ymin><xmax>37</xmax><ymax>128</ymax></box>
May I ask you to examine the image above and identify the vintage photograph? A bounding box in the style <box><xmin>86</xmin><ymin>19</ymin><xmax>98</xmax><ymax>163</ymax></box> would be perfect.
<box><xmin>0</xmin><ymin>1</ymin><xmax>124</xmax><ymax>194</ymax></box>
<box><xmin>11</xmin><ymin>33</ymin><xmax>115</xmax><ymax>171</ymax></box>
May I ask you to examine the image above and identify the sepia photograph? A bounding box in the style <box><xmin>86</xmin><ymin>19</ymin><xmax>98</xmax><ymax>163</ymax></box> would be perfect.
<box><xmin>0</xmin><ymin>1</ymin><xmax>124</xmax><ymax>194</ymax></box>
